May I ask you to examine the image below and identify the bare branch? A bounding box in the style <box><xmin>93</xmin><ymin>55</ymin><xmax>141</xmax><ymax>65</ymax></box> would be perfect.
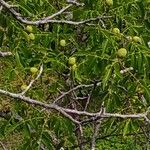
<box><xmin>66</xmin><ymin>0</ymin><xmax>84</xmax><ymax>6</ymax></box>
<box><xmin>91</xmin><ymin>120</ymin><xmax>102</xmax><ymax>150</ymax></box>
<box><xmin>0</xmin><ymin>88</ymin><xmax>80</xmax><ymax>124</ymax></box>
<box><xmin>40</xmin><ymin>4</ymin><xmax>72</xmax><ymax>21</ymax></box>
<box><xmin>0</xmin><ymin>0</ymin><xmax>111</xmax><ymax>26</ymax></box>
<box><xmin>53</xmin><ymin>82</ymin><xmax>101</xmax><ymax>104</ymax></box>
<box><xmin>0</xmin><ymin>141</ymin><xmax>7</xmax><ymax>150</ymax></box>
<box><xmin>0</xmin><ymin>86</ymin><xmax>150</xmax><ymax>122</ymax></box>
<box><xmin>72</xmin><ymin>96</ymin><xmax>88</xmax><ymax>100</ymax></box>
<box><xmin>84</xmin><ymin>82</ymin><xmax>97</xmax><ymax>111</ymax></box>
<box><xmin>20</xmin><ymin>64</ymin><xmax>43</xmax><ymax>95</ymax></box>
<box><xmin>0</xmin><ymin>87</ymin><xmax>149</xmax><ymax>125</ymax></box>
<box><xmin>0</xmin><ymin>51</ymin><xmax>12</xmax><ymax>57</ymax></box>
<box><xmin>75</xmin><ymin>124</ymin><xmax>84</xmax><ymax>150</ymax></box>
<box><xmin>0</xmin><ymin>5</ymin><xmax>3</xmax><ymax>11</ymax></box>
<box><xmin>0</xmin><ymin>0</ymin><xmax>149</xmax><ymax>148</ymax></box>
<box><xmin>144</xmin><ymin>116</ymin><xmax>150</xmax><ymax>124</ymax></box>
<box><xmin>90</xmin><ymin>108</ymin><xmax>104</xmax><ymax>150</ymax></box>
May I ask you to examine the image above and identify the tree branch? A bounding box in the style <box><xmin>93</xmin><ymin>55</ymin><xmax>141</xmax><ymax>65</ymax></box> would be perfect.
<box><xmin>0</xmin><ymin>87</ymin><xmax>149</xmax><ymax>123</ymax></box>
<box><xmin>0</xmin><ymin>88</ymin><xmax>81</xmax><ymax>124</ymax></box>
<box><xmin>53</xmin><ymin>82</ymin><xmax>101</xmax><ymax>104</ymax></box>
<box><xmin>66</xmin><ymin>0</ymin><xmax>84</xmax><ymax>6</ymax></box>
<box><xmin>90</xmin><ymin>120</ymin><xmax>102</xmax><ymax>150</ymax></box>
<box><xmin>0</xmin><ymin>51</ymin><xmax>12</xmax><ymax>57</ymax></box>
<box><xmin>0</xmin><ymin>0</ymin><xmax>111</xmax><ymax>26</ymax></box>
<box><xmin>38</xmin><ymin>4</ymin><xmax>73</xmax><ymax>21</ymax></box>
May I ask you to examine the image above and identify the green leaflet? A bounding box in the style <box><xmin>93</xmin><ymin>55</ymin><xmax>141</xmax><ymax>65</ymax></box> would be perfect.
<box><xmin>137</xmin><ymin>52</ymin><xmax>143</xmax><ymax>73</ymax></box>
<box><xmin>113</xmin><ymin>62</ymin><xmax>123</xmax><ymax>79</ymax></box>
<box><xmin>141</xmin><ymin>84</ymin><xmax>150</xmax><ymax>103</ymax></box>
<box><xmin>102</xmin><ymin>65</ymin><xmax>112</xmax><ymax>89</ymax></box>
<box><xmin>15</xmin><ymin>51</ymin><xmax>24</xmax><ymax>69</ymax></box>
<box><xmin>123</xmin><ymin>119</ymin><xmax>130</xmax><ymax>137</ymax></box>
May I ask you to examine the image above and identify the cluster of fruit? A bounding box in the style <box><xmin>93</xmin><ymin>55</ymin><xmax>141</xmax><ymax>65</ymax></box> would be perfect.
<box><xmin>25</xmin><ymin>25</ymin><xmax>35</xmax><ymax>40</ymax></box>
<box><xmin>59</xmin><ymin>39</ymin><xmax>77</xmax><ymax>70</ymax></box>
<box><xmin>22</xmin><ymin>24</ymin><xmax>142</xmax><ymax>91</ymax></box>
<box><xmin>22</xmin><ymin>25</ymin><xmax>77</xmax><ymax>90</ymax></box>
<box><xmin>104</xmin><ymin>0</ymin><xmax>142</xmax><ymax>58</ymax></box>
<box><xmin>112</xmin><ymin>27</ymin><xmax>142</xmax><ymax>58</ymax></box>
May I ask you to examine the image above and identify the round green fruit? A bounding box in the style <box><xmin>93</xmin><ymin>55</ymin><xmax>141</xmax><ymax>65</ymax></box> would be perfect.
<box><xmin>28</xmin><ymin>33</ymin><xmax>35</xmax><ymax>40</ymax></box>
<box><xmin>60</xmin><ymin>39</ymin><xmax>66</xmax><ymax>47</ymax></box>
<box><xmin>117</xmin><ymin>48</ymin><xmax>127</xmax><ymax>58</ymax></box>
<box><xmin>112</xmin><ymin>28</ymin><xmax>120</xmax><ymax>34</ymax></box>
<box><xmin>21</xmin><ymin>84</ymin><xmax>27</xmax><ymax>90</ymax></box>
<box><xmin>30</xmin><ymin>67</ymin><xmax>38</xmax><ymax>74</ymax></box>
<box><xmin>68</xmin><ymin>57</ymin><xmax>76</xmax><ymax>66</ymax></box>
<box><xmin>26</xmin><ymin>25</ymin><xmax>33</xmax><ymax>33</ymax></box>
<box><xmin>106</xmin><ymin>0</ymin><xmax>113</xmax><ymax>6</ymax></box>
<box><xmin>71</xmin><ymin>64</ymin><xmax>77</xmax><ymax>70</ymax></box>
<box><xmin>133</xmin><ymin>36</ymin><xmax>141</xmax><ymax>43</ymax></box>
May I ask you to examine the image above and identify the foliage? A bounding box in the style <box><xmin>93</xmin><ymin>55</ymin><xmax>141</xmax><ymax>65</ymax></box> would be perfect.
<box><xmin>0</xmin><ymin>0</ymin><xmax>150</xmax><ymax>149</ymax></box>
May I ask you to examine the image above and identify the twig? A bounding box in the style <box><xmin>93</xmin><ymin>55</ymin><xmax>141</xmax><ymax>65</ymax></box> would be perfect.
<box><xmin>0</xmin><ymin>0</ymin><xmax>111</xmax><ymax>26</ymax></box>
<box><xmin>84</xmin><ymin>94</ymin><xmax>91</xmax><ymax>111</ymax></box>
<box><xmin>75</xmin><ymin>124</ymin><xmax>84</xmax><ymax>150</ymax></box>
<box><xmin>53</xmin><ymin>82</ymin><xmax>101</xmax><ymax>104</ymax></box>
<box><xmin>90</xmin><ymin>120</ymin><xmax>102</xmax><ymax>150</ymax></box>
<box><xmin>90</xmin><ymin>107</ymin><xmax>104</xmax><ymax>150</ymax></box>
<box><xmin>99</xmin><ymin>19</ymin><xmax>106</xmax><ymax>28</ymax></box>
<box><xmin>144</xmin><ymin>116</ymin><xmax>150</xmax><ymax>124</ymax></box>
<box><xmin>0</xmin><ymin>51</ymin><xmax>12</xmax><ymax>57</ymax></box>
<box><xmin>81</xmin><ymin>106</ymin><xmax>105</xmax><ymax>125</ymax></box>
<box><xmin>79</xmin><ymin>124</ymin><xmax>84</xmax><ymax>150</ymax></box>
<box><xmin>0</xmin><ymin>5</ymin><xmax>3</xmax><ymax>11</ymax></box>
<box><xmin>66</xmin><ymin>0</ymin><xmax>84</xmax><ymax>6</ymax></box>
<box><xmin>84</xmin><ymin>83</ymin><xmax>96</xmax><ymax>111</ymax></box>
<box><xmin>0</xmin><ymin>141</ymin><xmax>7</xmax><ymax>150</ymax></box>
<box><xmin>20</xmin><ymin>64</ymin><xmax>43</xmax><ymax>95</ymax></box>
<box><xmin>72</xmin><ymin>96</ymin><xmax>88</xmax><ymax>100</ymax></box>
<box><xmin>40</xmin><ymin>4</ymin><xmax>72</xmax><ymax>21</ymax></box>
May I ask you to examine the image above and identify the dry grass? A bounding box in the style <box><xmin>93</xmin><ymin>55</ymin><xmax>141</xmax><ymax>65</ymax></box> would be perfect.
<box><xmin>0</xmin><ymin>131</ymin><xmax>23</xmax><ymax>150</ymax></box>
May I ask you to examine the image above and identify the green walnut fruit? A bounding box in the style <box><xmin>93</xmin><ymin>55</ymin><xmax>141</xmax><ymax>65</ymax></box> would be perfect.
<box><xmin>133</xmin><ymin>36</ymin><xmax>141</xmax><ymax>43</ymax></box>
<box><xmin>30</xmin><ymin>67</ymin><xmax>38</xmax><ymax>74</ymax></box>
<box><xmin>71</xmin><ymin>64</ymin><xmax>77</xmax><ymax>70</ymax></box>
<box><xmin>28</xmin><ymin>33</ymin><xmax>35</xmax><ymax>40</ymax></box>
<box><xmin>106</xmin><ymin>0</ymin><xmax>113</xmax><ymax>6</ymax></box>
<box><xmin>68</xmin><ymin>57</ymin><xmax>76</xmax><ymax>66</ymax></box>
<box><xmin>26</xmin><ymin>25</ymin><xmax>33</xmax><ymax>33</ymax></box>
<box><xmin>117</xmin><ymin>48</ymin><xmax>127</xmax><ymax>58</ymax></box>
<box><xmin>21</xmin><ymin>84</ymin><xmax>27</xmax><ymax>90</ymax></box>
<box><xmin>112</xmin><ymin>28</ymin><xmax>120</xmax><ymax>34</ymax></box>
<box><xmin>60</xmin><ymin>39</ymin><xmax>66</xmax><ymax>47</ymax></box>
